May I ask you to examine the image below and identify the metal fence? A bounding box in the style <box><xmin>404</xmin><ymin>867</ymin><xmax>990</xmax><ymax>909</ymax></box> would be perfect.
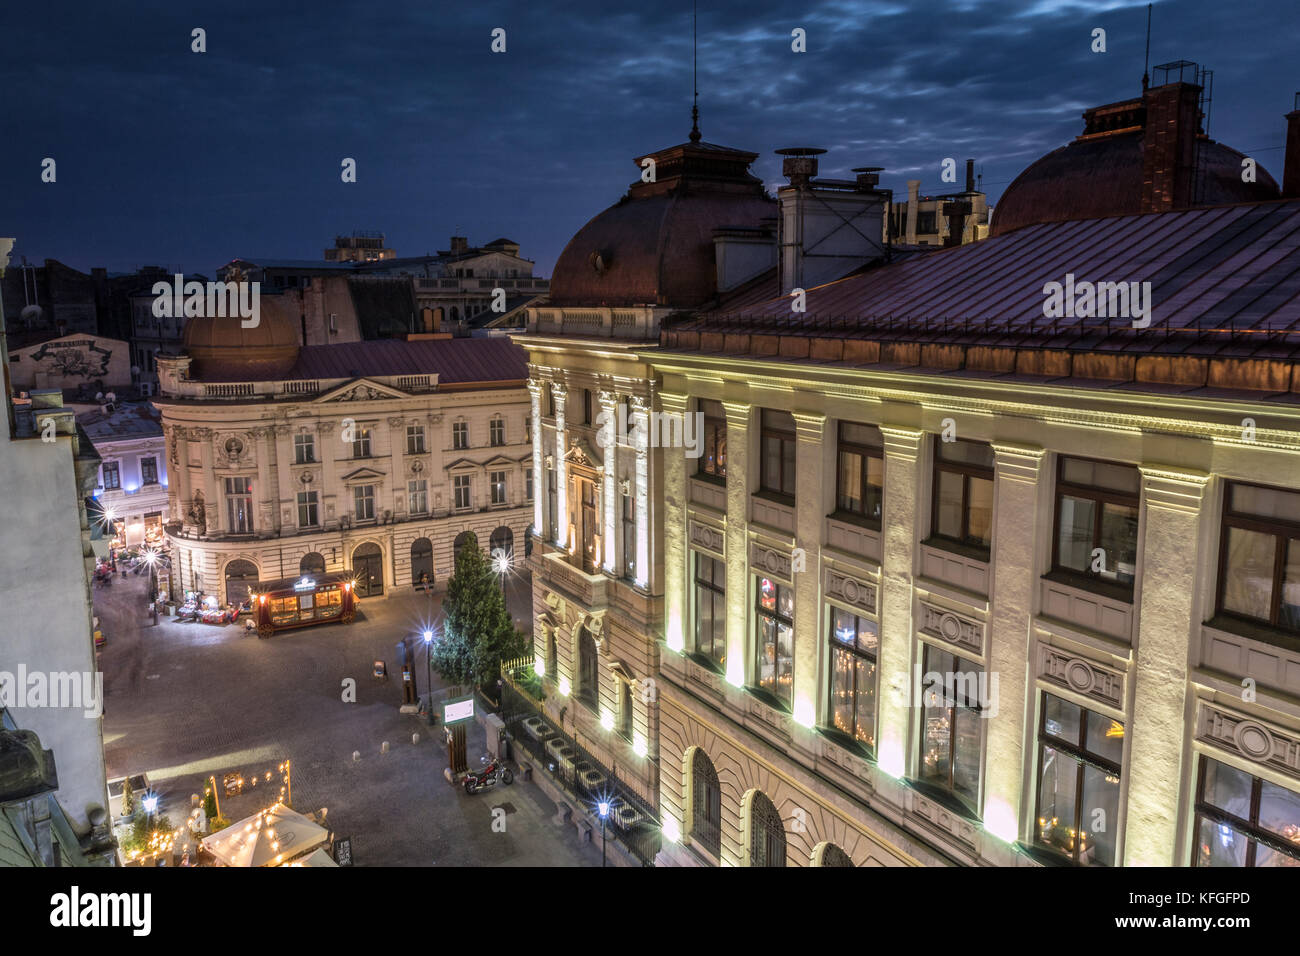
<box><xmin>498</xmin><ymin>671</ymin><xmax>661</xmax><ymax>866</ymax></box>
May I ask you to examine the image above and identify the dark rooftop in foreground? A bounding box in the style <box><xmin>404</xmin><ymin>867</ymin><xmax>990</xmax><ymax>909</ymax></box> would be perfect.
<box><xmin>661</xmin><ymin>200</ymin><xmax>1300</xmax><ymax>399</ymax></box>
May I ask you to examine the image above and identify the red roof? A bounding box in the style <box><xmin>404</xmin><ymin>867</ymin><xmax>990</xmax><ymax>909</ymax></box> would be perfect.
<box><xmin>267</xmin><ymin>336</ymin><xmax>527</xmax><ymax>385</ymax></box>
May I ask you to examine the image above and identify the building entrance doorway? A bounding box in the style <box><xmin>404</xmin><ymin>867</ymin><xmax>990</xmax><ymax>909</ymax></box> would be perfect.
<box><xmin>352</xmin><ymin>543</ymin><xmax>384</xmax><ymax>597</ymax></box>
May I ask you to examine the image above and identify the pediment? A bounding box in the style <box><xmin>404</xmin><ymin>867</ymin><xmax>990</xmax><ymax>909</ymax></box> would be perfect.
<box><xmin>316</xmin><ymin>378</ymin><xmax>409</xmax><ymax>403</ymax></box>
<box><xmin>562</xmin><ymin>437</ymin><xmax>602</xmax><ymax>469</ymax></box>
<box><xmin>339</xmin><ymin>466</ymin><xmax>387</xmax><ymax>483</ymax></box>
<box><xmin>483</xmin><ymin>455</ymin><xmax>515</xmax><ymax>468</ymax></box>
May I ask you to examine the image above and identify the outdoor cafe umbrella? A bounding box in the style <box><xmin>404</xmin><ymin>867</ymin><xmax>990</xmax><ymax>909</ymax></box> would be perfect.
<box><xmin>200</xmin><ymin>802</ymin><xmax>328</xmax><ymax>867</ymax></box>
<box><xmin>281</xmin><ymin>846</ymin><xmax>338</xmax><ymax>867</ymax></box>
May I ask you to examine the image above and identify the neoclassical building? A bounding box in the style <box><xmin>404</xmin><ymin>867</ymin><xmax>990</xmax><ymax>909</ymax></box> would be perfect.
<box><xmin>153</xmin><ymin>300</ymin><xmax>532</xmax><ymax>606</ymax></box>
<box><xmin>516</xmin><ymin>77</ymin><xmax>1300</xmax><ymax>867</ymax></box>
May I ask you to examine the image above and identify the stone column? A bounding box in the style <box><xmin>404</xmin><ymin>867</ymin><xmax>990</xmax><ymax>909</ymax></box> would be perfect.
<box><xmin>660</xmin><ymin>391</ymin><xmax>690</xmax><ymax>653</ymax></box>
<box><xmin>723</xmin><ymin>401</ymin><xmax>752</xmax><ymax>687</ymax></box>
<box><xmin>552</xmin><ymin>383</ymin><xmax>568</xmax><ymax>547</ymax></box>
<box><xmin>984</xmin><ymin>441</ymin><xmax>1047</xmax><ymax>842</ymax></box>
<box><xmin>194</xmin><ymin>428</ymin><xmax>218</xmax><ymax>536</ymax></box>
<box><xmin>174</xmin><ymin>426</ymin><xmax>194</xmax><ymax>531</ymax></box>
<box><xmin>387</xmin><ymin>415</ymin><xmax>405</xmax><ymax>521</ymax></box>
<box><xmin>252</xmin><ymin>426</ymin><xmax>275</xmax><ymax>537</ymax></box>
<box><xmin>631</xmin><ymin>394</ymin><xmax>651</xmax><ymax>589</ymax></box>
<box><xmin>877</xmin><ymin>425</ymin><xmax>925</xmax><ymax>778</ymax></box>
<box><xmin>598</xmin><ymin>389</ymin><xmax>618</xmax><ymax>575</ymax></box>
<box><xmin>317</xmin><ymin>420</ymin><xmax>337</xmax><ymax>529</ymax></box>
<box><xmin>792</xmin><ymin>411</ymin><xmax>828</xmax><ymax>728</ymax></box>
<box><xmin>272</xmin><ymin>424</ymin><xmax>294</xmax><ymax>530</ymax></box>
<box><xmin>1123</xmin><ymin>465</ymin><xmax>1210</xmax><ymax>866</ymax></box>
<box><xmin>527</xmin><ymin>379</ymin><xmax>544</xmax><ymax>536</ymax></box>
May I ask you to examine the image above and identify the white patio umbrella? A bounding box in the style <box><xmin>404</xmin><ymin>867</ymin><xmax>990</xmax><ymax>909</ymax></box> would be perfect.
<box><xmin>281</xmin><ymin>846</ymin><xmax>338</xmax><ymax>867</ymax></box>
<box><xmin>200</xmin><ymin>803</ymin><xmax>328</xmax><ymax>867</ymax></box>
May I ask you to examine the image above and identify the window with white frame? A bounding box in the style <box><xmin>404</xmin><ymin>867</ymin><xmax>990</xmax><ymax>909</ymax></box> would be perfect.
<box><xmin>454</xmin><ymin>474</ymin><xmax>471</xmax><ymax>510</ymax></box>
<box><xmin>297</xmin><ymin>491</ymin><xmax>318</xmax><ymax>528</ymax></box>
<box><xmin>408</xmin><ymin>479</ymin><xmax>428</xmax><ymax>514</ymax></box>
<box><xmin>453</xmin><ymin>421</ymin><xmax>469</xmax><ymax>450</ymax></box>
<box><xmin>490</xmin><ymin>471</ymin><xmax>506</xmax><ymax>505</ymax></box>
<box><xmin>490</xmin><ymin>417</ymin><xmax>505</xmax><ymax>446</ymax></box>
<box><xmin>294</xmin><ymin>433</ymin><xmax>315</xmax><ymax>464</ymax></box>
<box><xmin>353</xmin><ymin>484</ymin><xmax>375</xmax><ymax>521</ymax></box>
<box><xmin>406</xmin><ymin>424</ymin><xmax>426</xmax><ymax>455</ymax></box>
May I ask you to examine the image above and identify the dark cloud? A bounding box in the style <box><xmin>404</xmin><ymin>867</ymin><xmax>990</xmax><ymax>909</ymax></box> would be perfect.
<box><xmin>0</xmin><ymin>0</ymin><xmax>1295</xmax><ymax>276</ymax></box>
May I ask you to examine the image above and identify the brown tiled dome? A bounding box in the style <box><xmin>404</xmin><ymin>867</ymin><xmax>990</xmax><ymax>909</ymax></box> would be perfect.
<box><xmin>182</xmin><ymin>293</ymin><xmax>301</xmax><ymax>381</ymax></box>
<box><xmin>993</xmin><ymin>89</ymin><xmax>1280</xmax><ymax>236</ymax></box>
<box><xmin>550</xmin><ymin>140</ymin><xmax>775</xmax><ymax>308</ymax></box>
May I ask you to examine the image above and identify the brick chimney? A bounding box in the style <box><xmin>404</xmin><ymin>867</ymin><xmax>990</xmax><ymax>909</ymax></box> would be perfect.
<box><xmin>905</xmin><ymin>180</ymin><xmax>920</xmax><ymax>244</ymax></box>
<box><xmin>1284</xmin><ymin>96</ymin><xmax>1300</xmax><ymax>200</ymax></box>
<box><xmin>1140</xmin><ymin>81</ymin><xmax>1202</xmax><ymax>212</ymax></box>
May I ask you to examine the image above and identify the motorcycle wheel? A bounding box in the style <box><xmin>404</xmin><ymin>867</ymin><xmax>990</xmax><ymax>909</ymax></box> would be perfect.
<box><xmin>463</xmin><ymin>779</ymin><xmax>476</xmax><ymax>795</ymax></box>
<box><xmin>502</xmin><ymin>768</ymin><xmax>514</xmax><ymax>785</ymax></box>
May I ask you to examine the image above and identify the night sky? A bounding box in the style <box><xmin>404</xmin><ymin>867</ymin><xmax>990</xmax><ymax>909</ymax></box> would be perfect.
<box><xmin>1</xmin><ymin>0</ymin><xmax>1296</xmax><ymax>277</ymax></box>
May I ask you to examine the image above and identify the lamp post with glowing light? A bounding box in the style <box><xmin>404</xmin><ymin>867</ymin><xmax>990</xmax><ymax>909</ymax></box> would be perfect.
<box><xmin>424</xmin><ymin>629</ymin><xmax>435</xmax><ymax>725</ymax></box>
<box><xmin>598</xmin><ymin>799</ymin><xmax>610</xmax><ymax>867</ymax></box>
<box><xmin>142</xmin><ymin>546</ymin><xmax>160</xmax><ymax>626</ymax></box>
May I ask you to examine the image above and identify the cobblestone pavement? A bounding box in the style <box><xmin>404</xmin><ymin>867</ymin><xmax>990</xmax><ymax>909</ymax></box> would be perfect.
<box><xmin>95</xmin><ymin>566</ymin><xmax>601</xmax><ymax>866</ymax></box>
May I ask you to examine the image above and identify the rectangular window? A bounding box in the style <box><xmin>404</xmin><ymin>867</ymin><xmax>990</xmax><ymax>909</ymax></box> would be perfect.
<box><xmin>619</xmin><ymin>679</ymin><xmax>633</xmax><ymax>741</ymax></box>
<box><xmin>1035</xmin><ymin>693</ymin><xmax>1124</xmax><ymax>866</ymax></box>
<box><xmin>406</xmin><ymin>425</ymin><xmax>425</xmax><ymax>455</ymax></box>
<box><xmin>698</xmin><ymin>399</ymin><xmax>727</xmax><ymax>480</ymax></box>
<box><xmin>694</xmin><ymin>554</ymin><xmax>726</xmax><ymax>667</ymax></box>
<box><xmin>490</xmin><ymin>471</ymin><xmax>506</xmax><ymax>505</ymax></box>
<box><xmin>140</xmin><ymin>457</ymin><xmax>159</xmax><ymax>485</ymax></box>
<box><xmin>490</xmin><ymin>418</ymin><xmax>505</xmax><ymax>446</ymax></box>
<box><xmin>225</xmin><ymin>476</ymin><xmax>253</xmax><ymax>533</ymax></box>
<box><xmin>622</xmin><ymin>494</ymin><xmax>636</xmax><ymax>579</ymax></box>
<box><xmin>544</xmin><ymin>389</ymin><xmax>555</xmax><ymax>419</ymax></box>
<box><xmin>294</xmin><ymin>433</ymin><xmax>315</xmax><ymax>464</ymax></box>
<box><xmin>408</xmin><ymin>479</ymin><xmax>428</xmax><ymax>514</ymax></box>
<box><xmin>1218</xmin><ymin>482</ymin><xmax>1300</xmax><ymax>633</ymax></box>
<box><xmin>352</xmin><ymin>427</ymin><xmax>372</xmax><ymax>459</ymax></box>
<box><xmin>932</xmin><ymin>437</ymin><xmax>995</xmax><ymax>553</ymax></box>
<box><xmin>1193</xmin><ymin>757</ymin><xmax>1300</xmax><ymax>866</ymax></box>
<box><xmin>453</xmin><ymin>422</ymin><xmax>469</xmax><ymax>450</ymax></box>
<box><xmin>353</xmin><ymin>484</ymin><xmax>375</xmax><ymax>521</ymax></box>
<box><xmin>582</xmin><ymin>389</ymin><xmax>593</xmax><ymax>427</ymax></box>
<box><xmin>454</xmin><ymin>474</ymin><xmax>471</xmax><ymax>510</ymax></box>
<box><xmin>1054</xmin><ymin>456</ymin><xmax>1139</xmax><ymax>588</ymax></box>
<box><xmin>296</xmin><ymin>491</ymin><xmax>318</xmax><ymax>528</ymax></box>
<box><xmin>760</xmin><ymin>409</ymin><xmax>796</xmax><ymax>499</ymax></box>
<box><xmin>546</xmin><ymin>467</ymin><xmax>557</xmax><ymax>539</ymax></box>
<box><xmin>525</xmin><ymin>469</ymin><xmax>534</xmax><ymax>501</ymax></box>
<box><xmin>918</xmin><ymin>644</ymin><xmax>983</xmax><ymax>811</ymax></box>
<box><xmin>835</xmin><ymin>421</ymin><xmax>884</xmax><ymax>523</ymax></box>
<box><xmin>102</xmin><ymin>462</ymin><xmax>120</xmax><ymax>490</ymax></box>
<box><xmin>754</xmin><ymin>576</ymin><xmax>795</xmax><ymax>708</ymax></box>
<box><xmin>828</xmin><ymin>608</ymin><xmax>878</xmax><ymax>749</ymax></box>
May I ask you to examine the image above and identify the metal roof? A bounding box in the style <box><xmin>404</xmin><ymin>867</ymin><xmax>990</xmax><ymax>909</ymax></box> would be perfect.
<box><xmin>678</xmin><ymin>200</ymin><xmax>1300</xmax><ymax>357</ymax></box>
<box><xmin>285</xmin><ymin>336</ymin><xmax>528</xmax><ymax>386</ymax></box>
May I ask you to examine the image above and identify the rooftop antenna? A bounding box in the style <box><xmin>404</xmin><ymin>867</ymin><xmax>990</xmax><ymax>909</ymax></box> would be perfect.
<box><xmin>1142</xmin><ymin>2</ymin><xmax>1152</xmax><ymax>91</ymax></box>
<box><xmin>689</xmin><ymin>0</ymin><xmax>701</xmax><ymax>143</ymax></box>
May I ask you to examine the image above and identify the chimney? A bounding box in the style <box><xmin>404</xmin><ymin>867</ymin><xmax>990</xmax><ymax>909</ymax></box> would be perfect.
<box><xmin>943</xmin><ymin>200</ymin><xmax>971</xmax><ymax>248</ymax></box>
<box><xmin>905</xmin><ymin>180</ymin><xmax>920</xmax><ymax>244</ymax></box>
<box><xmin>449</xmin><ymin>236</ymin><xmax>469</xmax><ymax>255</ymax></box>
<box><xmin>1141</xmin><ymin>79</ymin><xmax>1202</xmax><ymax>212</ymax></box>
<box><xmin>965</xmin><ymin>159</ymin><xmax>975</xmax><ymax>194</ymax></box>
<box><xmin>776</xmin><ymin>148</ymin><xmax>887</xmax><ymax>294</ymax></box>
<box><xmin>1284</xmin><ymin>94</ymin><xmax>1300</xmax><ymax>200</ymax></box>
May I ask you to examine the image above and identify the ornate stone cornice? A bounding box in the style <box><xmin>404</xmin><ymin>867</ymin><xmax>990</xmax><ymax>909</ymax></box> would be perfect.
<box><xmin>721</xmin><ymin>400</ymin><xmax>751</xmax><ymax>426</ymax></box>
<box><xmin>387</xmin><ymin>416</ymin><xmax>405</xmax><ymax>428</ymax></box>
<box><xmin>1140</xmin><ymin>464</ymin><xmax>1211</xmax><ymax>514</ymax></box>
<box><xmin>991</xmin><ymin>441</ymin><xmax>1047</xmax><ymax>483</ymax></box>
<box><xmin>793</xmin><ymin>411</ymin><xmax>827</xmax><ymax>442</ymax></box>
<box><xmin>879</xmin><ymin>424</ymin><xmax>925</xmax><ymax>460</ymax></box>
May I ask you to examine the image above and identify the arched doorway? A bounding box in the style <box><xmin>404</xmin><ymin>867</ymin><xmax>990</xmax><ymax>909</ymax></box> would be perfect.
<box><xmin>224</xmin><ymin>559</ymin><xmax>259</xmax><ymax>607</ymax></box>
<box><xmin>577</xmin><ymin>625</ymin><xmax>599</xmax><ymax>710</ymax></box>
<box><xmin>352</xmin><ymin>542</ymin><xmax>384</xmax><ymax>597</ymax></box>
<box><xmin>453</xmin><ymin>530</ymin><xmax>477</xmax><ymax>566</ymax></box>
<box><xmin>817</xmin><ymin>843</ymin><xmax>854</xmax><ymax>867</ymax></box>
<box><xmin>690</xmin><ymin>749</ymin><xmax>722</xmax><ymax>860</ymax></box>
<box><xmin>411</xmin><ymin>537</ymin><xmax>433</xmax><ymax>588</ymax></box>
<box><xmin>489</xmin><ymin>526</ymin><xmax>513</xmax><ymax>565</ymax></box>
<box><xmin>300</xmin><ymin>552</ymin><xmax>325</xmax><ymax>576</ymax></box>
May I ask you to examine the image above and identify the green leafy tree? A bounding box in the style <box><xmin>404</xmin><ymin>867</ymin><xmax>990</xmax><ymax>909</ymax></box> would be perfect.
<box><xmin>120</xmin><ymin>777</ymin><xmax>135</xmax><ymax>818</ymax></box>
<box><xmin>435</xmin><ymin>533</ymin><xmax>527</xmax><ymax>690</ymax></box>
<box><xmin>203</xmin><ymin>780</ymin><xmax>218</xmax><ymax>823</ymax></box>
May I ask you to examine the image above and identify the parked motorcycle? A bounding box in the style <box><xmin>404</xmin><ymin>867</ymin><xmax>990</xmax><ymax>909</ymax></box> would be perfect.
<box><xmin>463</xmin><ymin>757</ymin><xmax>514</xmax><ymax>794</ymax></box>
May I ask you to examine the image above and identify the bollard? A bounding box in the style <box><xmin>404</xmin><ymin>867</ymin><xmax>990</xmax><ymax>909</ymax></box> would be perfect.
<box><xmin>412</xmin><ymin>733</ymin><xmax>420</xmax><ymax>745</ymax></box>
<box><xmin>381</xmin><ymin>740</ymin><xmax>390</xmax><ymax>754</ymax></box>
<box><xmin>352</xmin><ymin>750</ymin><xmax>360</xmax><ymax>762</ymax></box>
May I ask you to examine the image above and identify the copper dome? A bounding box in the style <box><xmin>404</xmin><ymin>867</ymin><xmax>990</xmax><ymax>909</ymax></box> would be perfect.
<box><xmin>993</xmin><ymin>86</ymin><xmax>1280</xmax><ymax>236</ymax></box>
<box><xmin>182</xmin><ymin>293</ymin><xmax>301</xmax><ymax>381</ymax></box>
<box><xmin>550</xmin><ymin>140</ymin><xmax>775</xmax><ymax>308</ymax></box>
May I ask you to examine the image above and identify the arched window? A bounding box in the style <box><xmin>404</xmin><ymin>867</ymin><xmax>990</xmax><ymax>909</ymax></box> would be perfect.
<box><xmin>411</xmin><ymin>537</ymin><xmax>433</xmax><ymax>587</ymax></box>
<box><xmin>352</xmin><ymin>542</ymin><xmax>383</xmax><ymax>597</ymax></box>
<box><xmin>577</xmin><ymin>625</ymin><xmax>599</xmax><ymax>710</ymax></box>
<box><xmin>749</xmin><ymin>791</ymin><xmax>786</xmax><ymax>867</ymax></box>
<box><xmin>453</xmin><ymin>530</ymin><xmax>476</xmax><ymax>566</ymax></box>
<box><xmin>489</xmin><ymin>526</ymin><xmax>513</xmax><ymax>565</ymax></box>
<box><xmin>819</xmin><ymin>843</ymin><xmax>854</xmax><ymax>867</ymax></box>
<box><xmin>546</xmin><ymin>627</ymin><xmax>557</xmax><ymax>681</ymax></box>
<box><xmin>300</xmin><ymin>552</ymin><xmax>325</xmax><ymax>575</ymax></box>
<box><xmin>690</xmin><ymin>749</ymin><xmax>722</xmax><ymax>859</ymax></box>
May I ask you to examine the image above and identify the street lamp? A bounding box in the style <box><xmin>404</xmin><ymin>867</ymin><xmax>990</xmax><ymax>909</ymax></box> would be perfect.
<box><xmin>142</xmin><ymin>546</ymin><xmax>160</xmax><ymax>626</ymax></box>
<box><xmin>423</xmin><ymin>629</ymin><xmax>435</xmax><ymax>726</ymax></box>
<box><xmin>598</xmin><ymin>800</ymin><xmax>610</xmax><ymax>867</ymax></box>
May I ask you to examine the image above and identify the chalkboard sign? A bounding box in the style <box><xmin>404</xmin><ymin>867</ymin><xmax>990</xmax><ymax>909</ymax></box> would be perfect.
<box><xmin>333</xmin><ymin>836</ymin><xmax>352</xmax><ymax>867</ymax></box>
